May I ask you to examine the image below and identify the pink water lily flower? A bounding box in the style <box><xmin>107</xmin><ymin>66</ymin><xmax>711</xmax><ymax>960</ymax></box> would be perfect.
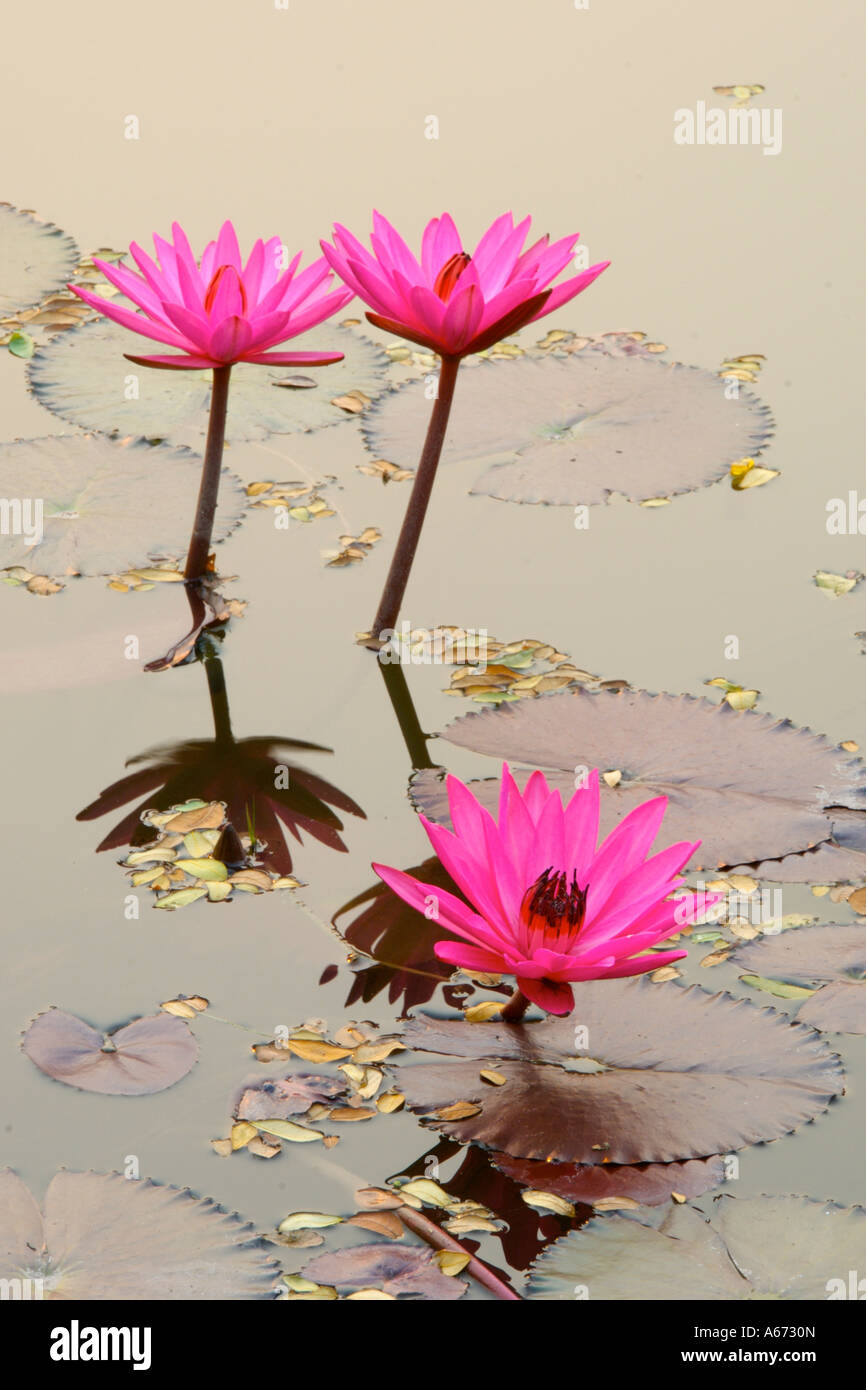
<box><xmin>70</xmin><ymin>220</ymin><xmax>355</xmax><ymax>370</ymax></box>
<box><xmin>321</xmin><ymin>210</ymin><xmax>609</xmax><ymax>359</ymax></box>
<box><xmin>374</xmin><ymin>766</ymin><xmax>719</xmax><ymax>1017</ymax></box>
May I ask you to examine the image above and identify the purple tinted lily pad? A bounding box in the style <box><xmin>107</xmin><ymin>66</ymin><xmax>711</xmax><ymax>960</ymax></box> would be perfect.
<box><xmin>28</xmin><ymin>319</ymin><xmax>389</xmax><ymax>448</ymax></box>
<box><xmin>526</xmin><ymin>1194</ymin><xmax>866</xmax><ymax>1300</ymax></box>
<box><xmin>397</xmin><ymin>979</ymin><xmax>842</xmax><ymax>1164</ymax></box>
<box><xmin>0</xmin><ymin>1169</ymin><xmax>281</xmax><ymax>1299</ymax></box>
<box><xmin>303</xmin><ymin>1242</ymin><xmax>467</xmax><ymax>1299</ymax></box>
<box><xmin>363</xmin><ymin>352</ymin><xmax>773</xmax><ymax>506</ymax></box>
<box><xmin>409</xmin><ymin>688</ymin><xmax>866</xmax><ymax>871</ymax></box>
<box><xmin>0</xmin><ymin>434</ymin><xmax>246</xmax><ymax>577</ymax></box>
<box><xmin>733</xmin><ymin>923</ymin><xmax>866</xmax><ymax>1034</ymax></box>
<box><xmin>491</xmin><ymin>1152</ymin><xmax>727</xmax><ymax>1207</ymax></box>
<box><xmin>0</xmin><ymin>205</ymin><xmax>80</xmax><ymax>316</ymax></box>
<box><xmin>22</xmin><ymin>1008</ymin><xmax>198</xmax><ymax>1095</ymax></box>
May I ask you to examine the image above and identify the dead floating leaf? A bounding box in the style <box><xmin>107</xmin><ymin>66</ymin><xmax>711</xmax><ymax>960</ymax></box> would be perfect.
<box><xmin>521</xmin><ymin>1190</ymin><xmax>577</xmax><ymax>1218</ymax></box>
<box><xmin>331</xmin><ymin>390</ymin><xmax>371</xmax><ymax>414</ymax></box>
<box><xmin>325</xmin><ymin>527</ymin><xmax>381</xmax><ymax>568</ymax></box>
<box><xmin>347</xmin><ymin>1211</ymin><xmax>404</xmax><ymax>1239</ymax></box>
<box><xmin>704</xmin><ymin>677</ymin><xmax>759</xmax><ymax>710</ymax></box>
<box><xmin>357</xmin><ymin>457</ymin><xmax>414</xmax><ymax>483</ymax></box>
<box><xmin>814</xmin><ymin>570</ymin><xmax>863</xmax><ymax>598</ymax></box>
<box><xmin>246</xmin><ymin>479</ymin><xmax>336</xmax><ymax>524</ymax></box>
<box><xmin>121</xmin><ymin>799</ymin><xmax>303</xmax><ymax>910</ymax></box>
<box><xmin>730</xmin><ymin>457</ymin><xmax>779</xmax><ymax>490</ymax></box>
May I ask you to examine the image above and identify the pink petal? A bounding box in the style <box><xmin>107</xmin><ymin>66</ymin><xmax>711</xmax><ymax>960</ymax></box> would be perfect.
<box><xmin>529</xmin><ymin>261</ymin><xmax>610</xmax><ymax>320</ymax></box>
<box><xmin>214</xmin><ymin>219</ymin><xmax>242</xmax><ymax>270</ymax></box>
<box><xmin>123</xmin><ymin>352</ymin><xmax>220</xmax><ymax>370</ymax></box>
<box><xmin>517</xmin><ymin>976</ymin><xmax>574</xmax><ymax>1015</ymax></box>
<box><xmin>240</xmin><ymin>349</ymin><xmax>344</xmax><ymax>365</ymax></box>
<box><xmin>372</xmin><ymin>862</ymin><xmax>502</xmax><ymax>950</ymax></box>
<box><xmin>433</xmin><ymin>941</ymin><xmax>510</xmax><ymax>974</ymax></box>
<box><xmin>69</xmin><ymin>285</ymin><xmax>194</xmax><ymax>349</ymax></box>
<box><xmin>207</xmin><ymin>315</ymin><xmax>253</xmax><ymax>361</ymax></box>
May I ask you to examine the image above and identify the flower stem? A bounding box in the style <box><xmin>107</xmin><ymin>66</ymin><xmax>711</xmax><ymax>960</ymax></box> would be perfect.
<box><xmin>369</xmin><ymin>354</ymin><xmax>460</xmax><ymax>639</ymax></box>
<box><xmin>396</xmin><ymin>1204</ymin><xmax>521</xmax><ymax>1301</ymax></box>
<box><xmin>184</xmin><ymin>364</ymin><xmax>232</xmax><ymax>581</ymax></box>
<box><xmin>500</xmin><ymin>987</ymin><xmax>531</xmax><ymax>1023</ymax></box>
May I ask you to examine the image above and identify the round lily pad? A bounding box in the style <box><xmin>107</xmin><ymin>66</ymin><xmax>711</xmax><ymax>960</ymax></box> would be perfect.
<box><xmin>28</xmin><ymin>319</ymin><xmax>389</xmax><ymax>448</ymax></box>
<box><xmin>397</xmin><ymin>979</ymin><xmax>843</xmax><ymax>1164</ymax></box>
<box><xmin>0</xmin><ymin>205</ymin><xmax>80</xmax><ymax>317</ymax></box>
<box><xmin>733</xmin><ymin>923</ymin><xmax>866</xmax><ymax>1034</ymax></box>
<box><xmin>410</xmin><ymin>688</ymin><xmax>866</xmax><ymax>871</ymax></box>
<box><xmin>0</xmin><ymin>434</ymin><xmax>246</xmax><ymax>576</ymax></box>
<box><xmin>0</xmin><ymin>1169</ymin><xmax>281</xmax><ymax>1298</ymax></box>
<box><xmin>363</xmin><ymin>352</ymin><xmax>774</xmax><ymax>506</ymax></box>
<box><xmin>22</xmin><ymin>1008</ymin><xmax>198</xmax><ymax>1095</ymax></box>
<box><xmin>526</xmin><ymin>1194</ymin><xmax>866</xmax><ymax>1300</ymax></box>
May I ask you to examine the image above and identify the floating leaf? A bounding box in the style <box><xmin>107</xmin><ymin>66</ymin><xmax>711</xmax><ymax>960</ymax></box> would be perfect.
<box><xmin>363</xmin><ymin>352</ymin><xmax>773</xmax><ymax>506</ymax></box>
<box><xmin>28</xmin><ymin>319</ymin><xmax>389</xmax><ymax>448</ymax></box>
<box><xmin>526</xmin><ymin>1195</ymin><xmax>866</xmax><ymax>1300</ymax></box>
<box><xmin>814</xmin><ymin>570</ymin><xmax>863</xmax><ymax>598</ymax></box>
<box><xmin>0</xmin><ymin>1169</ymin><xmax>280</xmax><ymax>1298</ymax></box>
<box><xmin>8</xmin><ymin>331</ymin><xmax>35</xmax><ymax>359</ymax></box>
<box><xmin>0</xmin><ymin>435</ymin><xmax>246</xmax><ymax>577</ymax></box>
<box><xmin>732</xmin><ymin>924</ymin><xmax>866</xmax><ymax>1033</ymax></box>
<box><xmin>21</xmin><ymin>1008</ymin><xmax>197</xmax><ymax>1095</ymax></box>
<box><xmin>235</xmin><ymin>1074</ymin><xmax>345</xmax><ymax>1121</ymax></box>
<box><xmin>302</xmin><ymin>1243</ymin><xmax>467</xmax><ymax>1300</ymax></box>
<box><xmin>252</xmin><ymin>1119</ymin><xmax>324</xmax><ymax>1143</ymax></box>
<box><xmin>396</xmin><ymin>979</ymin><xmax>842</xmax><ymax>1164</ymax></box>
<box><xmin>0</xmin><ymin>205</ymin><xmax>79</xmax><ymax>316</ymax></box>
<box><xmin>410</xmin><ymin>688</ymin><xmax>866</xmax><ymax>871</ymax></box>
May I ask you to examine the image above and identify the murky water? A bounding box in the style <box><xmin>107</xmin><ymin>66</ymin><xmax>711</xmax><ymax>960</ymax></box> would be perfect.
<box><xmin>2</xmin><ymin>0</ymin><xmax>864</xmax><ymax>1297</ymax></box>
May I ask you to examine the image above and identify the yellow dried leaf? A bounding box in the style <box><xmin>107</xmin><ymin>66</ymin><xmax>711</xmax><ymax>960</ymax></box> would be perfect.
<box><xmin>464</xmin><ymin>1001</ymin><xmax>503</xmax><ymax>1022</ymax></box>
<box><xmin>521</xmin><ymin>1190</ymin><xmax>576</xmax><ymax>1218</ymax></box>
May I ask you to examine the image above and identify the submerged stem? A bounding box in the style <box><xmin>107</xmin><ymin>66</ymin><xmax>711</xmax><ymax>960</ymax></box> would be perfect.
<box><xmin>396</xmin><ymin>1204</ymin><xmax>521</xmax><ymax>1301</ymax></box>
<box><xmin>184</xmin><ymin>364</ymin><xmax>232</xmax><ymax>581</ymax></box>
<box><xmin>369</xmin><ymin>355</ymin><xmax>460</xmax><ymax>638</ymax></box>
<box><xmin>500</xmin><ymin>987</ymin><xmax>531</xmax><ymax>1024</ymax></box>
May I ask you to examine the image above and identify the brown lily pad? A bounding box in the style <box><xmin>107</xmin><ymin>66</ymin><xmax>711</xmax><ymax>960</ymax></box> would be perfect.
<box><xmin>733</xmin><ymin>923</ymin><xmax>866</xmax><ymax>1034</ymax></box>
<box><xmin>22</xmin><ymin>1008</ymin><xmax>198</xmax><ymax>1095</ymax></box>
<box><xmin>526</xmin><ymin>1194</ymin><xmax>866</xmax><ymax>1300</ymax></box>
<box><xmin>410</xmin><ymin>688</ymin><xmax>866</xmax><ymax>871</ymax></box>
<box><xmin>491</xmin><ymin>1152</ymin><xmax>727</xmax><ymax>1207</ymax></box>
<box><xmin>396</xmin><ymin>979</ymin><xmax>843</xmax><ymax>1164</ymax></box>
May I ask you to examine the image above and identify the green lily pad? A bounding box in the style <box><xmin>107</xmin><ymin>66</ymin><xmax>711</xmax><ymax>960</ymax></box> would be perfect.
<box><xmin>28</xmin><ymin>319</ymin><xmax>390</xmax><ymax>448</ymax></box>
<box><xmin>0</xmin><ymin>205</ymin><xmax>79</xmax><ymax>316</ymax></box>
<box><xmin>0</xmin><ymin>434</ymin><xmax>246</xmax><ymax>577</ymax></box>
<box><xmin>363</xmin><ymin>351</ymin><xmax>774</xmax><ymax>506</ymax></box>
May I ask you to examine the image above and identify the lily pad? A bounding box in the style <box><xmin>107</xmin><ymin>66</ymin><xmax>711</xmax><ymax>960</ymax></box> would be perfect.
<box><xmin>0</xmin><ymin>1169</ymin><xmax>281</xmax><ymax>1298</ymax></box>
<box><xmin>0</xmin><ymin>205</ymin><xmax>80</xmax><ymax>316</ymax></box>
<box><xmin>363</xmin><ymin>352</ymin><xmax>773</xmax><ymax>506</ymax></box>
<box><xmin>410</xmin><ymin>688</ymin><xmax>866</xmax><ymax>871</ymax></box>
<box><xmin>733</xmin><ymin>923</ymin><xmax>866</xmax><ymax>1033</ymax></box>
<box><xmin>526</xmin><ymin>1194</ymin><xmax>866</xmax><ymax>1300</ymax></box>
<box><xmin>21</xmin><ymin>1008</ymin><xmax>198</xmax><ymax>1095</ymax></box>
<box><xmin>0</xmin><ymin>435</ymin><xmax>246</xmax><ymax>577</ymax></box>
<box><xmin>28</xmin><ymin>319</ymin><xmax>389</xmax><ymax>448</ymax></box>
<box><xmin>491</xmin><ymin>1153</ymin><xmax>727</xmax><ymax>1207</ymax></box>
<box><xmin>302</xmin><ymin>1242</ymin><xmax>467</xmax><ymax>1300</ymax></box>
<box><xmin>397</xmin><ymin>979</ymin><xmax>842</xmax><ymax>1164</ymax></box>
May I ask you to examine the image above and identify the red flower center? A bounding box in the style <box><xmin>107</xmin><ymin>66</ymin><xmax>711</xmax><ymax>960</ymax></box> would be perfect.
<box><xmin>520</xmin><ymin>868</ymin><xmax>588</xmax><ymax>951</ymax></box>
<box><xmin>204</xmin><ymin>264</ymin><xmax>248</xmax><ymax>315</ymax></box>
<box><xmin>433</xmin><ymin>252</ymin><xmax>471</xmax><ymax>302</ymax></box>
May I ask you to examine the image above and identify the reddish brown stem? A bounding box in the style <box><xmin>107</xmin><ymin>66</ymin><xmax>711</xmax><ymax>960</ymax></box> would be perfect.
<box><xmin>397</xmin><ymin>1204</ymin><xmax>521</xmax><ymax>1301</ymax></box>
<box><xmin>369</xmin><ymin>355</ymin><xmax>460</xmax><ymax>638</ymax></box>
<box><xmin>500</xmin><ymin>987</ymin><xmax>531</xmax><ymax>1023</ymax></box>
<box><xmin>184</xmin><ymin>364</ymin><xmax>231</xmax><ymax>581</ymax></box>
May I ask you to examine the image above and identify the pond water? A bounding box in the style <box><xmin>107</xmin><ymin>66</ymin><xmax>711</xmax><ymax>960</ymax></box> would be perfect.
<box><xmin>1</xmin><ymin>0</ymin><xmax>863</xmax><ymax>1300</ymax></box>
